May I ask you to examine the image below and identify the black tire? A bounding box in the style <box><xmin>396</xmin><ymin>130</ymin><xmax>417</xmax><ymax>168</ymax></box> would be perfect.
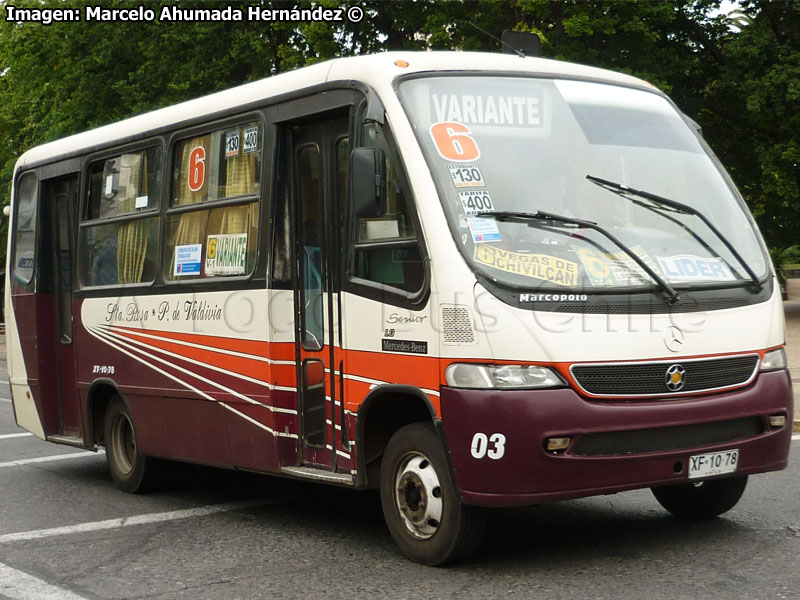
<box><xmin>651</xmin><ymin>475</ymin><xmax>748</xmax><ymax>519</ymax></box>
<box><xmin>104</xmin><ymin>396</ymin><xmax>158</xmax><ymax>493</ymax></box>
<box><xmin>380</xmin><ymin>422</ymin><xmax>486</xmax><ymax>566</ymax></box>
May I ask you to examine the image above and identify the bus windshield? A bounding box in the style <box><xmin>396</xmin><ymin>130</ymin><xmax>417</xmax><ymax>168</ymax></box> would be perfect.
<box><xmin>398</xmin><ymin>76</ymin><xmax>768</xmax><ymax>293</ymax></box>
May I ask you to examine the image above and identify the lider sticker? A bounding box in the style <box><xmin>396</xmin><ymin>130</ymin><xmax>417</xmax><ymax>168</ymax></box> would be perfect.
<box><xmin>657</xmin><ymin>255</ymin><xmax>734</xmax><ymax>282</ymax></box>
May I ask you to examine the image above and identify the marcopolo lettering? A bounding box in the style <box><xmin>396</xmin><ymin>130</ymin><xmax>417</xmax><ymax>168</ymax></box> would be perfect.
<box><xmin>519</xmin><ymin>293</ymin><xmax>589</xmax><ymax>303</ymax></box>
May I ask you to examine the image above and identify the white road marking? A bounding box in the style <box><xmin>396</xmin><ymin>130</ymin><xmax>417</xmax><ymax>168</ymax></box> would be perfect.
<box><xmin>0</xmin><ymin>398</ymin><xmax>11</xmax><ymax>403</ymax></box>
<box><xmin>0</xmin><ymin>451</ymin><xmax>101</xmax><ymax>469</ymax></box>
<box><xmin>0</xmin><ymin>379</ymin><xmax>9</xmax><ymax>384</ymax></box>
<box><xmin>0</xmin><ymin>433</ymin><xmax>33</xmax><ymax>440</ymax></box>
<box><xmin>792</xmin><ymin>434</ymin><xmax>800</xmax><ymax>441</ymax></box>
<box><xmin>0</xmin><ymin>498</ymin><xmax>267</xmax><ymax>544</ymax></box>
<box><xmin>0</xmin><ymin>561</ymin><xmax>90</xmax><ymax>600</ymax></box>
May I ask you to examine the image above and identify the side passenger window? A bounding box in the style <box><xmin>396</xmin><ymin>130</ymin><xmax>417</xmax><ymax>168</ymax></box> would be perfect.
<box><xmin>11</xmin><ymin>172</ymin><xmax>38</xmax><ymax>285</ymax></box>
<box><xmin>352</xmin><ymin>123</ymin><xmax>424</xmax><ymax>295</ymax></box>
<box><xmin>79</xmin><ymin>147</ymin><xmax>161</xmax><ymax>286</ymax></box>
<box><xmin>164</xmin><ymin>122</ymin><xmax>261</xmax><ymax>281</ymax></box>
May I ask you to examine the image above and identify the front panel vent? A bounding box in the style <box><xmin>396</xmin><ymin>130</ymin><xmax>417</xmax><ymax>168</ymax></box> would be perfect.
<box><xmin>440</xmin><ymin>304</ymin><xmax>476</xmax><ymax>346</ymax></box>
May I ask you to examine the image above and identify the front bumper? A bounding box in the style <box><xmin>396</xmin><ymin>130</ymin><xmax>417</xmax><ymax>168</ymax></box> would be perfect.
<box><xmin>440</xmin><ymin>369</ymin><xmax>792</xmax><ymax>507</ymax></box>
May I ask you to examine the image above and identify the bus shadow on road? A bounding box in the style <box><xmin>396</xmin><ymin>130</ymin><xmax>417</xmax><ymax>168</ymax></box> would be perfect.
<box><xmin>474</xmin><ymin>495</ymin><xmax>751</xmax><ymax>568</ymax></box>
<box><xmin>79</xmin><ymin>459</ymin><xmax>753</xmax><ymax>567</ymax></box>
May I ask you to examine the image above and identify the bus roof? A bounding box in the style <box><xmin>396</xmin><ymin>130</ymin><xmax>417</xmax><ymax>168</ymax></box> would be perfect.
<box><xmin>15</xmin><ymin>51</ymin><xmax>652</xmax><ymax>171</ymax></box>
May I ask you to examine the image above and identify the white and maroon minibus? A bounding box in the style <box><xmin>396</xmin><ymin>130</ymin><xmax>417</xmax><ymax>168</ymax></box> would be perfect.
<box><xmin>5</xmin><ymin>51</ymin><xmax>791</xmax><ymax>564</ymax></box>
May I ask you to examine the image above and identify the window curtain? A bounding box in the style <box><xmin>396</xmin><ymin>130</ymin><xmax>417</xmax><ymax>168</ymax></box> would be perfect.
<box><xmin>219</xmin><ymin>151</ymin><xmax>256</xmax><ymax>234</ymax></box>
<box><xmin>116</xmin><ymin>153</ymin><xmax>148</xmax><ymax>284</ymax></box>
<box><xmin>170</xmin><ymin>137</ymin><xmax>211</xmax><ymax>277</ymax></box>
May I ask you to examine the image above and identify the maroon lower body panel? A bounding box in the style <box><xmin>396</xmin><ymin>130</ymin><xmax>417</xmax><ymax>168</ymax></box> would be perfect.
<box><xmin>440</xmin><ymin>370</ymin><xmax>792</xmax><ymax>507</ymax></box>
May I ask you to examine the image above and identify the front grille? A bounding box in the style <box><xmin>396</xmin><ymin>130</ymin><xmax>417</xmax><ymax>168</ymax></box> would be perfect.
<box><xmin>572</xmin><ymin>416</ymin><xmax>764</xmax><ymax>456</ymax></box>
<box><xmin>571</xmin><ymin>354</ymin><xmax>759</xmax><ymax>397</ymax></box>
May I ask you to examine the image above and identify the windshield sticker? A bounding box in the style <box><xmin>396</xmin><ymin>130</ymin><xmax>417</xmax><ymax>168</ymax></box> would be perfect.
<box><xmin>656</xmin><ymin>255</ymin><xmax>735</xmax><ymax>282</ymax></box>
<box><xmin>467</xmin><ymin>218</ymin><xmax>501</xmax><ymax>243</ymax></box>
<box><xmin>574</xmin><ymin>245</ymin><xmax>659</xmax><ymax>286</ymax></box>
<box><xmin>430</xmin><ymin>122</ymin><xmax>480</xmax><ymax>161</ymax></box>
<box><xmin>431</xmin><ymin>93</ymin><xmax>542</xmax><ymax>127</ymax></box>
<box><xmin>447</xmin><ymin>164</ymin><xmax>485</xmax><ymax>188</ymax></box>
<box><xmin>174</xmin><ymin>244</ymin><xmax>202</xmax><ymax>277</ymax></box>
<box><xmin>458</xmin><ymin>190</ymin><xmax>495</xmax><ymax>216</ymax></box>
<box><xmin>206</xmin><ymin>233</ymin><xmax>247</xmax><ymax>276</ymax></box>
<box><xmin>474</xmin><ymin>245</ymin><xmax>578</xmax><ymax>286</ymax></box>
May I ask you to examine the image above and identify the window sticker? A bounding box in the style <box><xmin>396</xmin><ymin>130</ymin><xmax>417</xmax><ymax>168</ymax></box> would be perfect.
<box><xmin>447</xmin><ymin>163</ymin><xmax>485</xmax><ymax>188</ymax></box>
<box><xmin>656</xmin><ymin>254</ymin><xmax>735</xmax><ymax>282</ymax></box>
<box><xmin>225</xmin><ymin>130</ymin><xmax>240</xmax><ymax>159</ymax></box>
<box><xmin>430</xmin><ymin>121</ymin><xmax>480</xmax><ymax>161</ymax></box>
<box><xmin>187</xmin><ymin>146</ymin><xmax>206</xmax><ymax>192</ymax></box>
<box><xmin>205</xmin><ymin>233</ymin><xmax>248</xmax><ymax>276</ymax></box>
<box><xmin>458</xmin><ymin>190</ymin><xmax>494</xmax><ymax>217</ymax></box>
<box><xmin>467</xmin><ymin>218</ymin><xmax>501</xmax><ymax>243</ymax></box>
<box><xmin>366</xmin><ymin>219</ymin><xmax>400</xmax><ymax>240</ymax></box>
<box><xmin>243</xmin><ymin>126</ymin><xmax>259</xmax><ymax>154</ymax></box>
<box><xmin>431</xmin><ymin>93</ymin><xmax>542</xmax><ymax>127</ymax></box>
<box><xmin>174</xmin><ymin>244</ymin><xmax>202</xmax><ymax>276</ymax></box>
<box><xmin>105</xmin><ymin>175</ymin><xmax>114</xmax><ymax>196</ymax></box>
<box><xmin>474</xmin><ymin>245</ymin><xmax>578</xmax><ymax>286</ymax></box>
<box><xmin>574</xmin><ymin>245</ymin><xmax>660</xmax><ymax>286</ymax></box>
<box><xmin>135</xmin><ymin>195</ymin><xmax>149</xmax><ymax>209</ymax></box>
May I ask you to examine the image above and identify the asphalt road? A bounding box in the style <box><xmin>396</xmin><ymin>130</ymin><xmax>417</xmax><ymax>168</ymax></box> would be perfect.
<box><xmin>2</xmin><ymin>326</ymin><xmax>800</xmax><ymax>599</ymax></box>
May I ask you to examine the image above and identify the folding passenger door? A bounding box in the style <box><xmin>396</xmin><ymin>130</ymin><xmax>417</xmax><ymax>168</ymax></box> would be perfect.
<box><xmin>289</xmin><ymin>114</ymin><xmax>350</xmax><ymax>473</ymax></box>
<box><xmin>41</xmin><ymin>175</ymin><xmax>82</xmax><ymax>440</ymax></box>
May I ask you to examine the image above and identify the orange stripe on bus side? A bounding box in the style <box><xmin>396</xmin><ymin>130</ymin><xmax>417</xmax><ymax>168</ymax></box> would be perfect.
<box><xmin>113</xmin><ymin>328</ymin><xmax>272</xmax><ymax>384</ymax></box>
<box><xmin>108</xmin><ymin>326</ymin><xmax>442</xmax><ymax>411</ymax></box>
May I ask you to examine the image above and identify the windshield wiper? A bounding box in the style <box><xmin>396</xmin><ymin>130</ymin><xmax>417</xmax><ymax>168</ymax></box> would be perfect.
<box><xmin>479</xmin><ymin>210</ymin><xmax>680</xmax><ymax>303</ymax></box>
<box><xmin>586</xmin><ymin>175</ymin><xmax>763</xmax><ymax>292</ymax></box>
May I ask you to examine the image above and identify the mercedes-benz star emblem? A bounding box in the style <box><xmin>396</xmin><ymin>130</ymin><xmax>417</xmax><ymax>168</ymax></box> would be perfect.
<box><xmin>663</xmin><ymin>325</ymin><xmax>684</xmax><ymax>352</ymax></box>
<box><xmin>665</xmin><ymin>364</ymin><xmax>686</xmax><ymax>392</ymax></box>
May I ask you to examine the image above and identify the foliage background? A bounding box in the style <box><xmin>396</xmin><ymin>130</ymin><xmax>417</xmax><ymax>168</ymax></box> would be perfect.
<box><xmin>1</xmin><ymin>0</ymin><xmax>798</xmax><ymax>265</ymax></box>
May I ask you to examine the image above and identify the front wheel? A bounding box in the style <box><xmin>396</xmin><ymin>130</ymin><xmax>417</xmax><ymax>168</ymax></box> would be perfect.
<box><xmin>651</xmin><ymin>475</ymin><xmax>748</xmax><ymax>519</ymax></box>
<box><xmin>380</xmin><ymin>423</ymin><xmax>486</xmax><ymax>566</ymax></box>
<box><xmin>104</xmin><ymin>396</ymin><xmax>159</xmax><ymax>493</ymax></box>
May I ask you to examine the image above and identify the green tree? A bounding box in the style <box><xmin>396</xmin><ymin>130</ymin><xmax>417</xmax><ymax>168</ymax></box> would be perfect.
<box><xmin>2</xmin><ymin>0</ymin><xmax>798</xmax><ymax>268</ymax></box>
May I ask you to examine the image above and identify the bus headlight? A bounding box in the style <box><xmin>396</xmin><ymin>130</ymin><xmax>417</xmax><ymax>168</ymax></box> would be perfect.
<box><xmin>760</xmin><ymin>348</ymin><xmax>787</xmax><ymax>372</ymax></box>
<box><xmin>445</xmin><ymin>364</ymin><xmax>565</xmax><ymax>389</ymax></box>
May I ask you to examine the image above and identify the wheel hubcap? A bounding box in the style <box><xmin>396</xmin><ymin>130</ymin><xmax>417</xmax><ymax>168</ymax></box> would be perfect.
<box><xmin>394</xmin><ymin>452</ymin><xmax>443</xmax><ymax>540</ymax></box>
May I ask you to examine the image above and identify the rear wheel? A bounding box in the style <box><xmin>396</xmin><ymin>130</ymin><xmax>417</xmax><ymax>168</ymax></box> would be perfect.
<box><xmin>651</xmin><ymin>475</ymin><xmax>748</xmax><ymax>519</ymax></box>
<box><xmin>104</xmin><ymin>396</ymin><xmax>158</xmax><ymax>493</ymax></box>
<box><xmin>380</xmin><ymin>423</ymin><xmax>486</xmax><ymax>565</ymax></box>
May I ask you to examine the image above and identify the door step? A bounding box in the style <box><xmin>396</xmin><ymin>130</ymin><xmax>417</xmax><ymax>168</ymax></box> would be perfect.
<box><xmin>280</xmin><ymin>466</ymin><xmax>354</xmax><ymax>485</ymax></box>
<box><xmin>46</xmin><ymin>435</ymin><xmax>88</xmax><ymax>448</ymax></box>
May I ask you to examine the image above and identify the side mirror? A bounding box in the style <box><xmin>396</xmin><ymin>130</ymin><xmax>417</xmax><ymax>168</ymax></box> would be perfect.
<box><xmin>351</xmin><ymin>147</ymin><xmax>387</xmax><ymax>218</ymax></box>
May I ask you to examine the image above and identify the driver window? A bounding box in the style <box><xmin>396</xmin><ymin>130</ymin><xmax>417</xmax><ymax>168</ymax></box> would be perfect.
<box><xmin>352</xmin><ymin>123</ymin><xmax>424</xmax><ymax>294</ymax></box>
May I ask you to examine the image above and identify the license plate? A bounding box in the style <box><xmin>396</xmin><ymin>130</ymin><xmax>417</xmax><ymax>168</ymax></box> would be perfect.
<box><xmin>688</xmin><ymin>449</ymin><xmax>739</xmax><ymax>480</ymax></box>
